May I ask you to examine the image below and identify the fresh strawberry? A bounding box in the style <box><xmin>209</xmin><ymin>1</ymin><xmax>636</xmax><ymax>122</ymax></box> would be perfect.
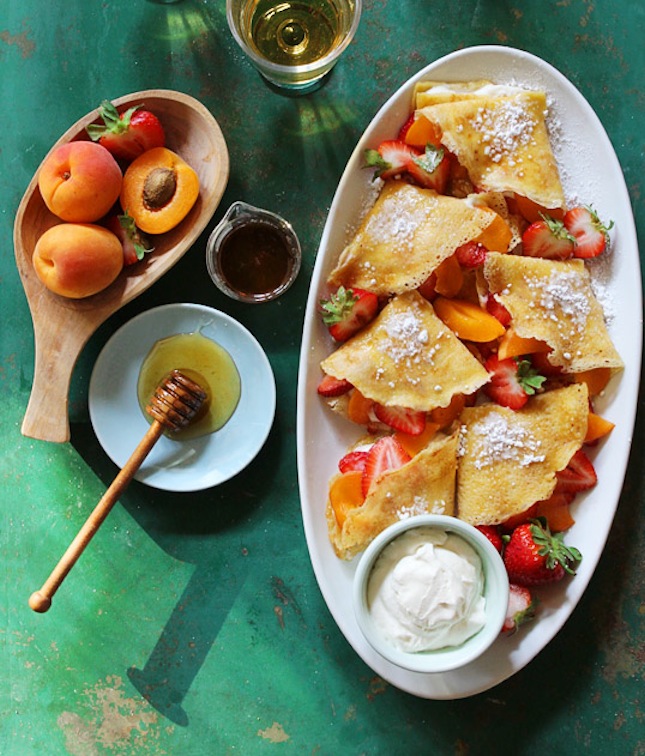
<box><xmin>485</xmin><ymin>294</ymin><xmax>512</xmax><ymax>326</ymax></box>
<box><xmin>87</xmin><ymin>100</ymin><xmax>165</xmax><ymax>162</ymax></box>
<box><xmin>502</xmin><ymin>584</ymin><xmax>537</xmax><ymax>633</ymax></box>
<box><xmin>317</xmin><ymin>374</ymin><xmax>353</xmax><ymax>397</ymax></box>
<box><xmin>364</xmin><ymin>139</ymin><xmax>418</xmax><ymax>180</ymax></box>
<box><xmin>361</xmin><ymin>436</ymin><xmax>411</xmax><ymax>497</ymax></box>
<box><xmin>503</xmin><ymin>519</ymin><xmax>582</xmax><ymax>586</ymax></box>
<box><xmin>373</xmin><ymin>403</ymin><xmax>427</xmax><ymax>436</ymax></box>
<box><xmin>406</xmin><ymin>144</ymin><xmax>451</xmax><ymax>193</ymax></box>
<box><xmin>521</xmin><ymin>215</ymin><xmax>575</xmax><ymax>260</ymax></box>
<box><xmin>483</xmin><ymin>355</ymin><xmax>546</xmax><ymax>410</ymax></box>
<box><xmin>320</xmin><ymin>286</ymin><xmax>379</xmax><ymax>342</ymax></box>
<box><xmin>555</xmin><ymin>449</ymin><xmax>597</xmax><ymax>493</ymax></box>
<box><xmin>455</xmin><ymin>241</ymin><xmax>488</xmax><ymax>268</ymax></box>
<box><xmin>476</xmin><ymin>525</ymin><xmax>504</xmax><ymax>553</ymax></box>
<box><xmin>104</xmin><ymin>212</ymin><xmax>153</xmax><ymax>265</ymax></box>
<box><xmin>563</xmin><ymin>205</ymin><xmax>613</xmax><ymax>259</ymax></box>
<box><xmin>338</xmin><ymin>450</ymin><xmax>369</xmax><ymax>474</ymax></box>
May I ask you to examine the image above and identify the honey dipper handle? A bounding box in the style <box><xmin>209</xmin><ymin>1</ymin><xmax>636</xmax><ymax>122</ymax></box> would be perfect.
<box><xmin>29</xmin><ymin>420</ymin><xmax>165</xmax><ymax>613</ymax></box>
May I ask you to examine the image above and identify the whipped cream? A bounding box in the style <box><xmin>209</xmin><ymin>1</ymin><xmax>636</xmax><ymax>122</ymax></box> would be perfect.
<box><xmin>367</xmin><ymin>526</ymin><xmax>486</xmax><ymax>653</ymax></box>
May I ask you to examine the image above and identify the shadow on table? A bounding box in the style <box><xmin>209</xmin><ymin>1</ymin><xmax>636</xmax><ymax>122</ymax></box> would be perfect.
<box><xmin>71</xmin><ymin>412</ymin><xmax>282</xmax><ymax>726</ymax></box>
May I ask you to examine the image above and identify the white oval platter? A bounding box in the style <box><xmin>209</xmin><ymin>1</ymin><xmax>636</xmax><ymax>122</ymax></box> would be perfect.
<box><xmin>296</xmin><ymin>45</ymin><xmax>642</xmax><ymax>699</ymax></box>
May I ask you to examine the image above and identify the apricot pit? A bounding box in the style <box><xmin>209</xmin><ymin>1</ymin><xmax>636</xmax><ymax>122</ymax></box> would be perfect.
<box><xmin>120</xmin><ymin>147</ymin><xmax>199</xmax><ymax>234</ymax></box>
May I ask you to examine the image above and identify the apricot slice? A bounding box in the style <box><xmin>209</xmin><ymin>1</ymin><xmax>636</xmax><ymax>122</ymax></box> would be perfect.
<box><xmin>433</xmin><ymin>254</ymin><xmax>463</xmax><ymax>298</ymax></box>
<box><xmin>433</xmin><ymin>297</ymin><xmax>506</xmax><ymax>342</ymax></box>
<box><xmin>403</xmin><ymin>115</ymin><xmax>443</xmax><ymax>148</ymax></box>
<box><xmin>474</xmin><ymin>210</ymin><xmax>513</xmax><ymax>252</ymax></box>
<box><xmin>514</xmin><ymin>195</ymin><xmax>565</xmax><ymax>223</ymax></box>
<box><xmin>347</xmin><ymin>388</ymin><xmax>373</xmax><ymax>425</ymax></box>
<box><xmin>536</xmin><ymin>493</ymin><xmax>575</xmax><ymax>532</ymax></box>
<box><xmin>584</xmin><ymin>411</ymin><xmax>615</xmax><ymax>444</ymax></box>
<box><xmin>429</xmin><ymin>393</ymin><xmax>467</xmax><ymax>429</ymax></box>
<box><xmin>497</xmin><ymin>328</ymin><xmax>550</xmax><ymax>360</ymax></box>
<box><xmin>329</xmin><ymin>471</ymin><xmax>364</xmax><ymax>527</ymax></box>
<box><xmin>573</xmin><ymin>367</ymin><xmax>612</xmax><ymax>397</ymax></box>
<box><xmin>120</xmin><ymin>147</ymin><xmax>199</xmax><ymax>234</ymax></box>
<box><xmin>394</xmin><ymin>421</ymin><xmax>439</xmax><ymax>457</ymax></box>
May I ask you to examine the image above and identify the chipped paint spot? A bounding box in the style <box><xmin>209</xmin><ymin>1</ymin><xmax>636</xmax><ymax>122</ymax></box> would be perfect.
<box><xmin>257</xmin><ymin>722</ymin><xmax>290</xmax><ymax>743</ymax></box>
<box><xmin>344</xmin><ymin>704</ymin><xmax>357</xmax><ymax>721</ymax></box>
<box><xmin>58</xmin><ymin>675</ymin><xmax>169</xmax><ymax>755</ymax></box>
<box><xmin>366</xmin><ymin>676</ymin><xmax>388</xmax><ymax>700</ymax></box>
<box><xmin>0</xmin><ymin>28</ymin><xmax>35</xmax><ymax>58</ymax></box>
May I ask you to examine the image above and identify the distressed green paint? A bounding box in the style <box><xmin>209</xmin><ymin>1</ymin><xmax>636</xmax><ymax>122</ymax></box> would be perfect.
<box><xmin>1</xmin><ymin>0</ymin><xmax>644</xmax><ymax>753</ymax></box>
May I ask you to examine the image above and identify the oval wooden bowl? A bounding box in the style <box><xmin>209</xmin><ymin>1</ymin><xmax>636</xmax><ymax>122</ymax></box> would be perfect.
<box><xmin>14</xmin><ymin>89</ymin><xmax>230</xmax><ymax>443</ymax></box>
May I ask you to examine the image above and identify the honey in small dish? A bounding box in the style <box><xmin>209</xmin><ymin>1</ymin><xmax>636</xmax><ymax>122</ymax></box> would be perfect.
<box><xmin>137</xmin><ymin>331</ymin><xmax>241</xmax><ymax>439</ymax></box>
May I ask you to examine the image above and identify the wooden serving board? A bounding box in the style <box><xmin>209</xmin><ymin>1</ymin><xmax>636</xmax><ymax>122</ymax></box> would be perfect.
<box><xmin>13</xmin><ymin>89</ymin><xmax>229</xmax><ymax>442</ymax></box>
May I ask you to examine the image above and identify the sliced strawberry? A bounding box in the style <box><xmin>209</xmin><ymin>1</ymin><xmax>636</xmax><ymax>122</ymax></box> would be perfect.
<box><xmin>104</xmin><ymin>211</ymin><xmax>153</xmax><ymax>265</ymax></box>
<box><xmin>485</xmin><ymin>294</ymin><xmax>512</xmax><ymax>326</ymax></box>
<box><xmin>455</xmin><ymin>241</ymin><xmax>488</xmax><ymax>268</ymax></box>
<box><xmin>317</xmin><ymin>374</ymin><xmax>353</xmax><ymax>397</ymax></box>
<box><xmin>338</xmin><ymin>450</ymin><xmax>369</xmax><ymax>474</ymax></box>
<box><xmin>521</xmin><ymin>215</ymin><xmax>575</xmax><ymax>260</ymax></box>
<box><xmin>361</xmin><ymin>436</ymin><xmax>411</xmax><ymax>497</ymax></box>
<box><xmin>364</xmin><ymin>139</ymin><xmax>418</xmax><ymax>180</ymax></box>
<box><xmin>87</xmin><ymin>100</ymin><xmax>165</xmax><ymax>162</ymax></box>
<box><xmin>476</xmin><ymin>525</ymin><xmax>503</xmax><ymax>553</ymax></box>
<box><xmin>555</xmin><ymin>449</ymin><xmax>597</xmax><ymax>493</ymax></box>
<box><xmin>483</xmin><ymin>355</ymin><xmax>546</xmax><ymax>410</ymax></box>
<box><xmin>373</xmin><ymin>403</ymin><xmax>427</xmax><ymax>436</ymax></box>
<box><xmin>564</xmin><ymin>205</ymin><xmax>613</xmax><ymax>259</ymax></box>
<box><xmin>502</xmin><ymin>584</ymin><xmax>537</xmax><ymax>633</ymax></box>
<box><xmin>406</xmin><ymin>144</ymin><xmax>451</xmax><ymax>193</ymax></box>
<box><xmin>320</xmin><ymin>286</ymin><xmax>379</xmax><ymax>342</ymax></box>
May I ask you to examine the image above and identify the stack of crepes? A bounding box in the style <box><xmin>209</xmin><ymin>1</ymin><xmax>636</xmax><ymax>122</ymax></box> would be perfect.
<box><xmin>319</xmin><ymin>81</ymin><xmax>623</xmax><ymax>560</ymax></box>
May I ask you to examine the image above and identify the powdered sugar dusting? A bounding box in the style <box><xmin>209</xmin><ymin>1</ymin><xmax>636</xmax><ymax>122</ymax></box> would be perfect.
<box><xmin>364</xmin><ymin>188</ymin><xmax>438</xmax><ymax>250</ymax></box>
<box><xmin>527</xmin><ymin>268</ymin><xmax>591</xmax><ymax>336</ymax></box>
<box><xmin>461</xmin><ymin>412</ymin><xmax>545</xmax><ymax>470</ymax></box>
<box><xmin>472</xmin><ymin>98</ymin><xmax>537</xmax><ymax>166</ymax></box>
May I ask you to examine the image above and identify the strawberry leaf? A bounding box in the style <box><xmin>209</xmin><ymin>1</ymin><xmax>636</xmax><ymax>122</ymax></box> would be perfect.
<box><xmin>516</xmin><ymin>359</ymin><xmax>546</xmax><ymax>396</ymax></box>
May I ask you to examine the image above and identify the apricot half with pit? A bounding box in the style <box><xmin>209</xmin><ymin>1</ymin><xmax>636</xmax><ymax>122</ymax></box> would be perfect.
<box><xmin>33</xmin><ymin>223</ymin><xmax>124</xmax><ymax>298</ymax></box>
<box><xmin>120</xmin><ymin>147</ymin><xmax>199</xmax><ymax>235</ymax></box>
<box><xmin>37</xmin><ymin>141</ymin><xmax>123</xmax><ymax>223</ymax></box>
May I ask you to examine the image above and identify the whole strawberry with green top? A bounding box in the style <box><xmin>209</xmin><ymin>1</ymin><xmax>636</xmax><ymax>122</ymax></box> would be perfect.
<box><xmin>503</xmin><ymin>519</ymin><xmax>582</xmax><ymax>586</ymax></box>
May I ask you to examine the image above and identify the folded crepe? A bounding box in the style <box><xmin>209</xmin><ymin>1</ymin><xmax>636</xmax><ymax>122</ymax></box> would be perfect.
<box><xmin>482</xmin><ymin>252</ymin><xmax>624</xmax><ymax>374</ymax></box>
<box><xmin>327</xmin><ymin>431</ymin><xmax>459</xmax><ymax>560</ymax></box>
<box><xmin>457</xmin><ymin>383</ymin><xmax>589</xmax><ymax>526</ymax></box>
<box><xmin>320</xmin><ymin>290</ymin><xmax>490</xmax><ymax>415</ymax></box>
<box><xmin>417</xmin><ymin>82</ymin><xmax>565</xmax><ymax>210</ymax></box>
<box><xmin>327</xmin><ymin>180</ymin><xmax>512</xmax><ymax>296</ymax></box>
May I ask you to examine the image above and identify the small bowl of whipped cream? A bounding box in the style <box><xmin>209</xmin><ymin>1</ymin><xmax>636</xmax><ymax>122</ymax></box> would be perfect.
<box><xmin>353</xmin><ymin>514</ymin><xmax>509</xmax><ymax>674</ymax></box>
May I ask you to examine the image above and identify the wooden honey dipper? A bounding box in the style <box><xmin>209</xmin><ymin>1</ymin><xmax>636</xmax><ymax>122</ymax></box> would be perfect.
<box><xmin>29</xmin><ymin>369</ymin><xmax>207</xmax><ymax>613</ymax></box>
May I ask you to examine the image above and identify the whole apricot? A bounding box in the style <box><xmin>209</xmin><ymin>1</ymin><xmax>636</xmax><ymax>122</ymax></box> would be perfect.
<box><xmin>33</xmin><ymin>223</ymin><xmax>124</xmax><ymax>298</ymax></box>
<box><xmin>38</xmin><ymin>141</ymin><xmax>123</xmax><ymax>223</ymax></box>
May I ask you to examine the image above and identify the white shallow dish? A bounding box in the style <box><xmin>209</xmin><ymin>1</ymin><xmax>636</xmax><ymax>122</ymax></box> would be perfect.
<box><xmin>90</xmin><ymin>303</ymin><xmax>276</xmax><ymax>491</ymax></box>
<box><xmin>296</xmin><ymin>45</ymin><xmax>642</xmax><ymax>699</ymax></box>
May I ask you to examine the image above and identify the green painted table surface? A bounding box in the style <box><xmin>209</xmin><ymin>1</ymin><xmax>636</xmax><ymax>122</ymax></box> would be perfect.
<box><xmin>1</xmin><ymin>1</ymin><xmax>644</xmax><ymax>753</ymax></box>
